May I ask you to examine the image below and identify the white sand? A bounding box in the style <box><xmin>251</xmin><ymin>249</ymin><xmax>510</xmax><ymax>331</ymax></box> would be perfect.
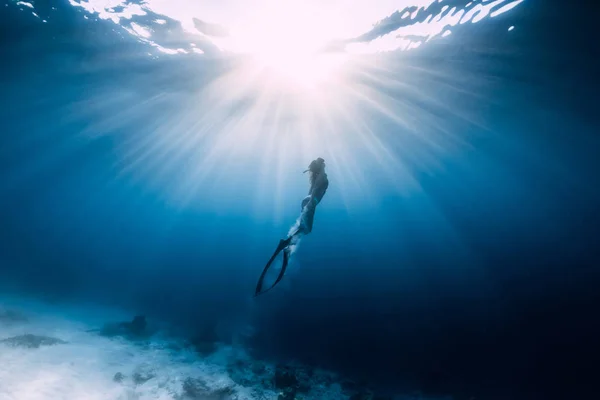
<box><xmin>0</xmin><ymin>297</ymin><xmax>352</xmax><ymax>400</ymax></box>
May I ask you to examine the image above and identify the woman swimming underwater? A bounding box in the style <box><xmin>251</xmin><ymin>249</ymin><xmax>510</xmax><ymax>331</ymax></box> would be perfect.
<box><xmin>254</xmin><ymin>158</ymin><xmax>329</xmax><ymax>296</ymax></box>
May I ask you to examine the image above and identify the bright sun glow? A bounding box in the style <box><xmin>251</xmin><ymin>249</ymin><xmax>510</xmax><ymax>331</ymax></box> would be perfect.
<box><xmin>253</xmin><ymin>50</ymin><xmax>348</xmax><ymax>88</ymax></box>
<box><xmin>216</xmin><ymin>1</ymin><xmax>349</xmax><ymax>88</ymax></box>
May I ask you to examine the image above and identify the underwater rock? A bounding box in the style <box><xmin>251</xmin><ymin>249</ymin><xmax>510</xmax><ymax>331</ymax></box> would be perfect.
<box><xmin>113</xmin><ymin>372</ymin><xmax>126</xmax><ymax>383</ymax></box>
<box><xmin>0</xmin><ymin>308</ymin><xmax>28</xmax><ymax>324</ymax></box>
<box><xmin>226</xmin><ymin>358</ymin><xmax>264</xmax><ymax>387</ymax></box>
<box><xmin>347</xmin><ymin>386</ymin><xmax>394</xmax><ymax>400</ymax></box>
<box><xmin>132</xmin><ymin>364</ymin><xmax>156</xmax><ymax>385</ymax></box>
<box><xmin>0</xmin><ymin>334</ymin><xmax>67</xmax><ymax>348</ymax></box>
<box><xmin>273</xmin><ymin>365</ymin><xmax>313</xmax><ymax>394</ymax></box>
<box><xmin>310</xmin><ymin>369</ymin><xmax>337</xmax><ymax>388</ymax></box>
<box><xmin>349</xmin><ymin>392</ymin><xmax>373</xmax><ymax>400</ymax></box>
<box><xmin>226</xmin><ymin>366</ymin><xmax>252</xmax><ymax>387</ymax></box>
<box><xmin>190</xmin><ymin>339</ymin><xmax>217</xmax><ymax>356</ymax></box>
<box><xmin>186</xmin><ymin>322</ymin><xmax>220</xmax><ymax>356</ymax></box>
<box><xmin>277</xmin><ymin>387</ymin><xmax>297</xmax><ymax>400</ymax></box>
<box><xmin>252</xmin><ymin>363</ymin><xmax>267</xmax><ymax>375</ymax></box>
<box><xmin>181</xmin><ymin>377</ymin><xmax>236</xmax><ymax>400</ymax></box>
<box><xmin>99</xmin><ymin>315</ymin><xmax>149</xmax><ymax>338</ymax></box>
<box><xmin>128</xmin><ymin>315</ymin><xmax>147</xmax><ymax>334</ymax></box>
<box><xmin>341</xmin><ymin>378</ymin><xmax>388</xmax><ymax>400</ymax></box>
<box><xmin>294</xmin><ymin>369</ymin><xmax>312</xmax><ymax>393</ymax></box>
<box><xmin>341</xmin><ymin>378</ymin><xmax>361</xmax><ymax>394</ymax></box>
<box><xmin>187</xmin><ymin>327</ymin><xmax>220</xmax><ymax>356</ymax></box>
<box><xmin>182</xmin><ymin>377</ymin><xmax>210</xmax><ymax>397</ymax></box>
<box><xmin>274</xmin><ymin>365</ymin><xmax>298</xmax><ymax>390</ymax></box>
<box><xmin>205</xmin><ymin>386</ymin><xmax>236</xmax><ymax>400</ymax></box>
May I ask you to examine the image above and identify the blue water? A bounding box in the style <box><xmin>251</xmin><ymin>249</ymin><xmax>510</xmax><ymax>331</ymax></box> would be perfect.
<box><xmin>1</xmin><ymin>1</ymin><xmax>599</xmax><ymax>399</ymax></box>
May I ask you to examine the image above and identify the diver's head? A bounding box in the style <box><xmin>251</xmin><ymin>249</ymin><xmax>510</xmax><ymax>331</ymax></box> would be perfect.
<box><xmin>304</xmin><ymin>157</ymin><xmax>326</xmax><ymax>174</ymax></box>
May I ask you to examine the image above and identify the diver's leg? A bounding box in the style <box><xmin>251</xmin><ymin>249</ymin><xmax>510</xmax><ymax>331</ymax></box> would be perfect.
<box><xmin>255</xmin><ymin>202</ymin><xmax>313</xmax><ymax>296</ymax></box>
<box><xmin>279</xmin><ymin>236</ymin><xmax>293</xmax><ymax>250</ymax></box>
<box><xmin>284</xmin><ymin>228</ymin><xmax>302</xmax><ymax>243</ymax></box>
<box><xmin>301</xmin><ymin>195</ymin><xmax>311</xmax><ymax>210</ymax></box>
<box><xmin>302</xmin><ymin>203</ymin><xmax>316</xmax><ymax>234</ymax></box>
<box><xmin>288</xmin><ymin>198</ymin><xmax>314</xmax><ymax>239</ymax></box>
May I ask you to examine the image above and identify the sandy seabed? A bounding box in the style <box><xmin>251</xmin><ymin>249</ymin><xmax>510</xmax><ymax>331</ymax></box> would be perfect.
<box><xmin>0</xmin><ymin>296</ymin><xmax>354</xmax><ymax>400</ymax></box>
<box><xmin>0</xmin><ymin>296</ymin><xmax>453</xmax><ymax>400</ymax></box>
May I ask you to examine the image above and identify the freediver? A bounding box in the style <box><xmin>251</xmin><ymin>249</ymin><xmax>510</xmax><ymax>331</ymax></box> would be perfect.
<box><xmin>254</xmin><ymin>157</ymin><xmax>329</xmax><ymax>296</ymax></box>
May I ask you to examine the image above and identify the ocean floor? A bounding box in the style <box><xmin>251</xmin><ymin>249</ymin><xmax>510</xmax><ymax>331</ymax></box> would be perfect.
<box><xmin>0</xmin><ymin>297</ymin><xmax>449</xmax><ymax>400</ymax></box>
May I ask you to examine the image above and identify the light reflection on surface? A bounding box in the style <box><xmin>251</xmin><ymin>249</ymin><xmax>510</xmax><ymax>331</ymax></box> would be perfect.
<box><xmin>6</xmin><ymin>0</ymin><xmax>526</xmax><ymax>212</ymax></box>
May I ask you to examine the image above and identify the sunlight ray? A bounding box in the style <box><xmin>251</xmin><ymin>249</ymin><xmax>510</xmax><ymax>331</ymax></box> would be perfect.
<box><xmin>10</xmin><ymin>0</ymin><xmax>528</xmax><ymax>207</ymax></box>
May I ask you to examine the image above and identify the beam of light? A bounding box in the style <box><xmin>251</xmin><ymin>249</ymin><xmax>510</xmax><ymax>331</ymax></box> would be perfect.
<box><xmin>9</xmin><ymin>0</ymin><xmax>527</xmax><ymax>214</ymax></box>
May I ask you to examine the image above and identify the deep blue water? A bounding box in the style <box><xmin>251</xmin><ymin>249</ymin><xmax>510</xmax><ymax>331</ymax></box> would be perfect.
<box><xmin>1</xmin><ymin>0</ymin><xmax>599</xmax><ymax>399</ymax></box>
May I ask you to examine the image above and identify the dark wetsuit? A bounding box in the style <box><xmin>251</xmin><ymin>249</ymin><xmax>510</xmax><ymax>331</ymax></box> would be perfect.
<box><xmin>296</xmin><ymin>171</ymin><xmax>329</xmax><ymax>236</ymax></box>
<box><xmin>254</xmin><ymin>169</ymin><xmax>329</xmax><ymax>296</ymax></box>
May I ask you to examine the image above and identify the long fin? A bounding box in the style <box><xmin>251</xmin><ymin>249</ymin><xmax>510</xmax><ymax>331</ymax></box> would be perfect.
<box><xmin>254</xmin><ymin>240</ymin><xmax>291</xmax><ymax>297</ymax></box>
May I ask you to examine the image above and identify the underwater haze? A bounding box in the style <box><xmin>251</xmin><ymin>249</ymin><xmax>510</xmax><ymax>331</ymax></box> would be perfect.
<box><xmin>1</xmin><ymin>0</ymin><xmax>599</xmax><ymax>399</ymax></box>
